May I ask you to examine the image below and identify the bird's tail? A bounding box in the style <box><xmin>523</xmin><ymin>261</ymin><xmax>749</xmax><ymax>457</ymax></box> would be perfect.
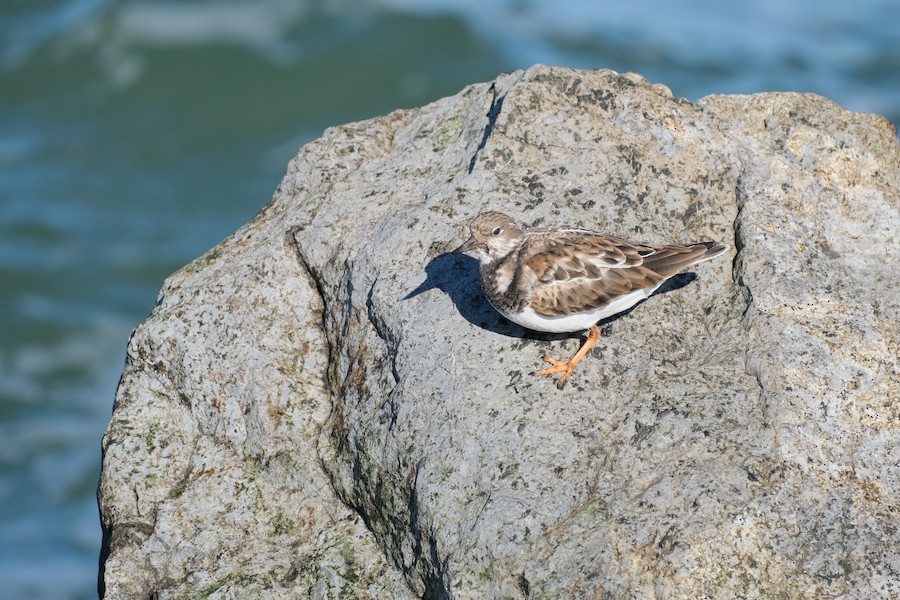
<box><xmin>641</xmin><ymin>240</ymin><xmax>728</xmax><ymax>278</ymax></box>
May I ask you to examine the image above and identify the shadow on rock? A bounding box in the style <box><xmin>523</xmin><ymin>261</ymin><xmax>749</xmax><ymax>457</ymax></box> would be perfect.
<box><xmin>403</xmin><ymin>252</ymin><xmax>532</xmax><ymax>339</ymax></box>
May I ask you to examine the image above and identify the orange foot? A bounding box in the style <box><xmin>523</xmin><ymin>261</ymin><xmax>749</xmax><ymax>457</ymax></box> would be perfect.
<box><xmin>533</xmin><ymin>324</ymin><xmax>602</xmax><ymax>389</ymax></box>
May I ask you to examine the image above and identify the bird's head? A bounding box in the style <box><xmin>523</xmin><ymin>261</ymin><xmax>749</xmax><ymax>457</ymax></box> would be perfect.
<box><xmin>453</xmin><ymin>211</ymin><xmax>523</xmax><ymax>264</ymax></box>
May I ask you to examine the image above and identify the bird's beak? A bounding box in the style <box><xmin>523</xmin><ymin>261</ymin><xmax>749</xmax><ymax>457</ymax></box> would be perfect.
<box><xmin>453</xmin><ymin>236</ymin><xmax>481</xmax><ymax>254</ymax></box>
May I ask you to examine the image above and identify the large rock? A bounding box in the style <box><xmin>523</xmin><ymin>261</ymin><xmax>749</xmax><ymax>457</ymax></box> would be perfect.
<box><xmin>99</xmin><ymin>65</ymin><xmax>899</xmax><ymax>598</ymax></box>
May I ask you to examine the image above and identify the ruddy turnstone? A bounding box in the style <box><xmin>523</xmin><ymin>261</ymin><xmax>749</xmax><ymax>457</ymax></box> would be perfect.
<box><xmin>454</xmin><ymin>211</ymin><xmax>727</xmax><ymax>388</ymax></box>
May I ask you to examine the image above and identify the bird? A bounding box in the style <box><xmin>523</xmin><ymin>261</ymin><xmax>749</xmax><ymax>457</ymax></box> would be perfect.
<box><xmin>453</xmin><ymin>211</ymin><xmax>727</xmax><ymax>388</ymax></box>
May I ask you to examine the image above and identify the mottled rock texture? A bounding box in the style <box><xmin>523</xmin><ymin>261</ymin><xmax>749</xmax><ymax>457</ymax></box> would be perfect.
<box><xmin>99</xmin><ymin>65</ymin><xmax>899</xmax><ymax>599</ymax></box>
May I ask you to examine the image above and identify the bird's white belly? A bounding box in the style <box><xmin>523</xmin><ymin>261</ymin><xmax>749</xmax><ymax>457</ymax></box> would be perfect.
<box><xmin>496</xmin><ymin>286</ymin><xmax>659</xmax><ymax>333</ymax></box>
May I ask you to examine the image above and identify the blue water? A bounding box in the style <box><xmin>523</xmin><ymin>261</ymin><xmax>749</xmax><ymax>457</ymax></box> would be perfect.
<box><xmin>1</xmin><ymin>1</ymin><xmax>897</xmax><ymax>597</ymax></box>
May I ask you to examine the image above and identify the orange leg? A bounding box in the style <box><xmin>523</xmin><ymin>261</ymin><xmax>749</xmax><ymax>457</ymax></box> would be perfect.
<box><xmin>534</xmin><ymin>324</ymin><xmax>602</xmax><ymax>388</ymax></box>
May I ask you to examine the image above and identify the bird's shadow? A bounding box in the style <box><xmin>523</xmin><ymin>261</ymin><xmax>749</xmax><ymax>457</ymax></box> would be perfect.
<box><xmin>403</xmin><ymin>253</ymin><xmax>698</xmax><ymax>341</ymax></box>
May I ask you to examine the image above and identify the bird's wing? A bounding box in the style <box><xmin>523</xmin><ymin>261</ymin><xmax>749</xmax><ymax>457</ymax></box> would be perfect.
<box><xmin>523</xmin><ymin>232</ymin><xmax>718</xmax><ymax>317</ymax></box>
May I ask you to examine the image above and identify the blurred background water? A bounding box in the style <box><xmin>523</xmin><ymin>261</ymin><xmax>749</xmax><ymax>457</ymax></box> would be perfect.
<box><xmin>0</xmin><ymin>0</ymin><xmax>897</xmax><ymax>597</ymax></box>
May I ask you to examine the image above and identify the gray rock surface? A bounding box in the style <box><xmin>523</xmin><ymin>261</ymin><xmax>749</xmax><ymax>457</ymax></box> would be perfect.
<box><xmin>99</xmin><ymin>65</ymin><xmax>899</xmax><ymax>598</ymax></box>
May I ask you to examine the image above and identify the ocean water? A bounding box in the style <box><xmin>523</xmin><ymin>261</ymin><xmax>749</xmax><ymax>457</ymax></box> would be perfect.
<box><xmin>0</xmin><ymin>1</ymin><xmax>897</xmax><ymax>597</ymax></box>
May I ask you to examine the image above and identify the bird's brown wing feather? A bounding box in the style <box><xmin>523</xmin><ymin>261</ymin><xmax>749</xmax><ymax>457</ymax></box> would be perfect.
<box><xmin>523</xmin><ymin>233</ymin><xmax>721</xmax><ymax>317</ymax></box>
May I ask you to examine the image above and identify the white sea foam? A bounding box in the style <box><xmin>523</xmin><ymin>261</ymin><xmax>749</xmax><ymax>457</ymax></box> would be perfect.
<box><xmin>3</xmin><ymin>0</ymin><xmax>897</xmax><ymax>114</ymax></box>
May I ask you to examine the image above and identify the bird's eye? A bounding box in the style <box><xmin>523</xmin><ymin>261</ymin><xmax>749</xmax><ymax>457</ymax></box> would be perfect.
<box><xmin>492</xmin><ymin>227</ymin><xmax>502</xmax><ymax>236</ymax></box>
